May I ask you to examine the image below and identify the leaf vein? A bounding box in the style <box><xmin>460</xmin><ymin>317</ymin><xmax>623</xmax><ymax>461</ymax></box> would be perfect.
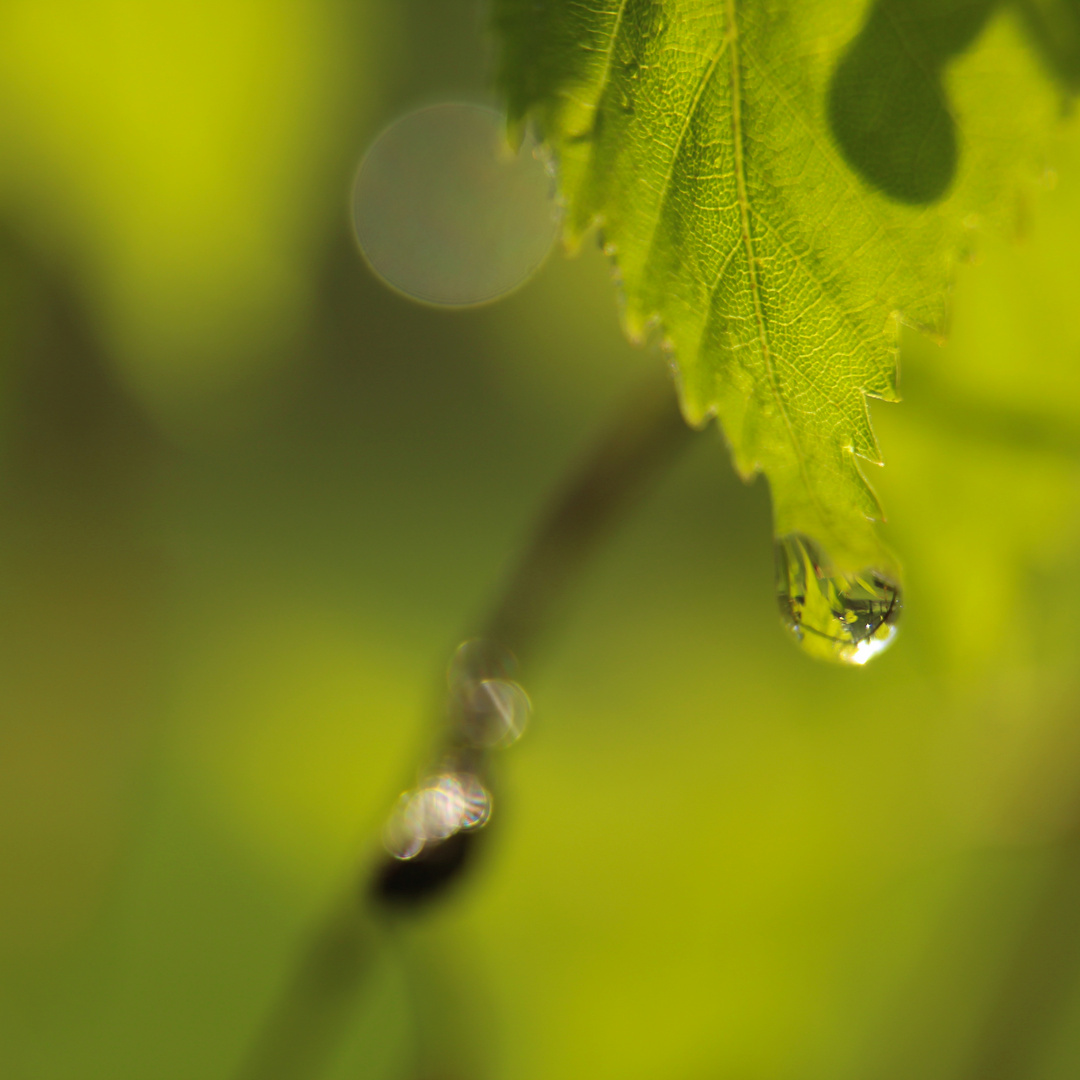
<box><xmin>589</xmin><ymin>0</ymin><xmax>632</xmax><ymax>117</ymax></box>
<box><xmin>638</xmin><ymin>32</ymin><xmax>732</xmax><ymax>286</ymax></box>
<box><xmin>725</xmin><ymin>0</ymin><xmax>820</xmax><ymax>513</ymax></box>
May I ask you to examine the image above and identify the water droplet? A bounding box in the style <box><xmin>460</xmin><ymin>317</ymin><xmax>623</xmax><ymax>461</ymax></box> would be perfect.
<box><xmin>455</xmin><ymin>773</ymin><xmax>493</xmax><ymax>829</ymax></box>
<box><xmin>459</xmin><ymin>678</ymin><xmax>531</xmax><ymax>747</ymax></box>
<box><xmin>775</xmin><ymin>533</ymin><xmax>901</xmax><ymax>665</ymax></box>
<box><xmin>447</xmin><ymin>640</ymin><xmax>530</xmax><ymax>747</ymax></box>
<box><xmin>383</xmin><ymin>793</ymin><xmax>426</xmax><ymax>861</ymax></box>
<box><xmin>352</xmin><ymin>103</ymin><xmax>559</xmax><ymax>307</ymax></box>
<box><xmin>448</xmin><ymin>638</ymin><xmax>517</xmax><ymax>687</ymax></box>
<box><xmin>383</xmin><ymin>772</ymin><xmax>492</xmax><ymax>861</ymax></box>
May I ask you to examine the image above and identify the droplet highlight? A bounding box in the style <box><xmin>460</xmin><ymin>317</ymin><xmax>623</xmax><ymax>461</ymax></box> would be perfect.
<box><xmin>447</xmin><ymin>637</ymin><xmax>517</xmax><ymax>688</ymax></box>
<box><xmin>378</xmin><ymin>637</ymin><xmax>530</xmax><ymax>874</ymax></box>
<box><xmin>352</xmin><ymin>103</ymin><xmax>559</xmax><ymax>307</ymax></box>
<box><xmin>456</xmin><ymin>678</ymin><xmax>531</xmax><ymax>748</ymax></box>
<box><xmin>384</xmin><ymin>771</ymin><xmax>492</xmax><ymax>861</ymax></box>
<box><xmin>775</xmin><ymin>533</ymin><xmax>901</xmax><ymax>665</ymax></box>
<box><xmin>446</xmin><ymin>639</ymin><xmax>530</xmax><ymax>746</ymax></box>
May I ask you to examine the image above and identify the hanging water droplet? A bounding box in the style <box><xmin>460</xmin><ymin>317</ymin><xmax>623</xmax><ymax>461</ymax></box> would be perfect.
<box><xmin>775</xmin><ymin>533</ymin><xmax>901</xmax><ymax>666</ymax></box>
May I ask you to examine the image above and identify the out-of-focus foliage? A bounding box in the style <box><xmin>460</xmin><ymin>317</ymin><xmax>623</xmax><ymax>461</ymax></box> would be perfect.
<box><xmin>1</xmin><ymin>3</ymin><xmax>1080</xmax><ymax>1080</ymax></box>
<box><xmin>0</xmin><ymin>0</ymin><xmax>372</xmax><ymax>423</ymax></box>
<box><xmin>494</xmin><ymin>0</ymin><xmax>1073</xmax><ymax>574</ymax></box>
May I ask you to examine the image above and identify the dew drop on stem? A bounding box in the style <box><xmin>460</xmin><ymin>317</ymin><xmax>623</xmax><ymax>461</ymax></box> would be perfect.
<box><xmin>775</xmin><ymin>533</ymin><xmax>901</xmax><ymax>665</ymax></box>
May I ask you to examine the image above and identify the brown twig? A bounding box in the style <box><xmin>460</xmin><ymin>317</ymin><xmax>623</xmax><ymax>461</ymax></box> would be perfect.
<box><xmin>236</xmin><ymin>370</ymin><xmax>698</xmax><ymax>1079</ymax></box>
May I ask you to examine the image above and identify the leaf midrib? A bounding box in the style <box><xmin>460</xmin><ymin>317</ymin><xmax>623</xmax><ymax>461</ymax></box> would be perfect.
<box><xmin>585</xmin><ymin>0</ymin><xmax>822</xmax><ymax>504</ymax></box>
<box><xmin>724</xmin><ymin>0</ymin><xmax>819</xmax><ymax>509</ymax></box>
<box><xmin>591</xmin><ymin>1</ymin><xmax>902</xmax><ymax>505</ymax></box>
<box><xmin>585</xmin><ymin>0</ymin><xmax>899</xmax><ymax>515</ymax></box>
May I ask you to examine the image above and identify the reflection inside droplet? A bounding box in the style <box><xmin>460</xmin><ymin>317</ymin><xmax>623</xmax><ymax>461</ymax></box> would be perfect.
<box><xmin>775</xmin><ymin>533</ymin><xmax>901</xmax><ymax>665</ymax></box>
<box><xmin>352</xmin><ymin>103</ymin><xmax>560</xmax><ymax>307</ymax></box>
<box><xmin>384</xmin><ymin>772</ymin><xmax>492</xmax><ymax>861</ymax></box>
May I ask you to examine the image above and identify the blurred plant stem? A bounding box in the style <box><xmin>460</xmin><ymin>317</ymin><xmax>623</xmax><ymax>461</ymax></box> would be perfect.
<box><xmin>235</xmin><ymin>897</ymin><xmax>382</xmax><ymax>1080</ymax></box>
<box><xmin>481</xmin><ymin>366</ymin><xmax>697</xmax><ymax>660</ymax></box>
<box><xmin>0</xmin><ymin>230</ymin><xmax>166</xmax><ymax>960</ymax></box>
<box><xmin>236</xmin><ymin>368</ymin><xmax>696</xmax><ymax>1079</ymax></box>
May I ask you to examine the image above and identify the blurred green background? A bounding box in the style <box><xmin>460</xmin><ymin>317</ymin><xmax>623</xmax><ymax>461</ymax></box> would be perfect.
<box><xmin>2</xmin><ymin>2</ymin><xmax>1080</xmax><ymax>1078</ymax></box>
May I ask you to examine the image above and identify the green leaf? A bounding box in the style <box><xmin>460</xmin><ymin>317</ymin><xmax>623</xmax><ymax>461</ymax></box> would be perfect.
<box><xmin>494</xmin><ymin>0</ymin><xmax>1071</xmax><ymax>574</ymax></box>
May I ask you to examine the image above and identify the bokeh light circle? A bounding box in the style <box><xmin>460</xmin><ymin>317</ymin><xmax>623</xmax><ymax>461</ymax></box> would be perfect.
<box><xmin>351</xmin><ymin>103</ymin><xmax>560</xmax><ymax>307</ymax></box>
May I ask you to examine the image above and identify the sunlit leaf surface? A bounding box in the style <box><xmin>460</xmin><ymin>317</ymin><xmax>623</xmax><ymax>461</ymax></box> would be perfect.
<box><xmin>495</xmin><ymin>0</ymin><xmax>1070</xmax><ymax>572</ymax></box>
<box><xmin>3</xmin><ymin>3</ymin><xmax>1080</xmax><ymax>1080</ymax></box>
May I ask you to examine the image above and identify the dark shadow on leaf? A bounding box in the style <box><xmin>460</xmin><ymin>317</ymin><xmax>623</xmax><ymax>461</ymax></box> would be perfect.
<box><xmin>828</xmin><ymin>0</ymin><xmax>998</xmax><ymax>204</ymax></box>
<box><xmin>1015</xmin><ymin>0</ymin><xmax>1080</xmax><ymax>89</ymax></box>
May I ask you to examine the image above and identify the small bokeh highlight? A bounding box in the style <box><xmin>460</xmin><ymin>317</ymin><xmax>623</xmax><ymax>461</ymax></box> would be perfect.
<box><xmin>448</xmin><ymin>638</ymin><xmax>530</xmax><ymax>750</ymax></box>
<box><xmin>352</xmin><ymin>102</ymin><xmax>560</xmax><ymax>307</ymax></box>
<box><xmin>382</xmin><ymin>639</ymin><xmax>531</xmax><ymax>863</ymax></box>
<box><xmin>384</xmin><ymin>771</ymin><xmax>492</xmax><ymax>861</ymax></box>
